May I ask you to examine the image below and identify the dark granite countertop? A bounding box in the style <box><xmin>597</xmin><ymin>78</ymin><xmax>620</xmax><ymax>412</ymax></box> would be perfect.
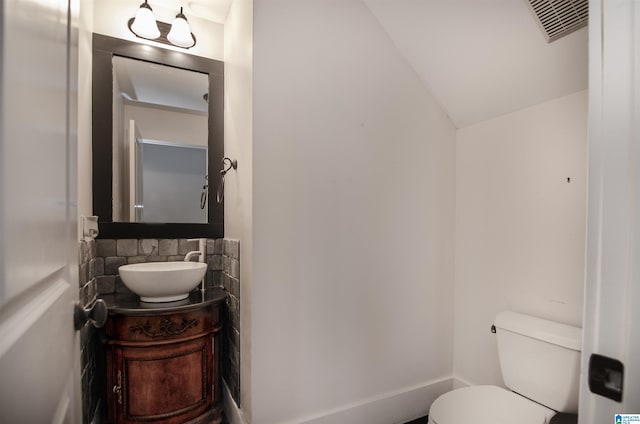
<box><xmin>100</xmin><ymin>287</ymin><xmax>227</xmax><ymax>315</ymax></box>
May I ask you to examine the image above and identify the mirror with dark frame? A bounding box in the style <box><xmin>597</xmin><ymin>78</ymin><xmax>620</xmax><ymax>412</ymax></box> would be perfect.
<box><xmin>92</xmin><ymin>34</ymin><xmax>224</xmax><ymax>239</ymax></box>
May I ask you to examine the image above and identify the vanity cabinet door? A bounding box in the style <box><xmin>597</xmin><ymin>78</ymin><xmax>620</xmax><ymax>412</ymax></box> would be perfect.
<box><xmin>107</xmin><ymin>335</ymin><xmax>213</xmax><ymax>424</ymax></box>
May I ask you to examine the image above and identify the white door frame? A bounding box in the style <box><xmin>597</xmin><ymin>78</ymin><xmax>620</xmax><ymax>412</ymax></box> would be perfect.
<box><xmin>580</xmin><ymin>0</ymin><xmax>640</xmax><ymax>421</ymax></box>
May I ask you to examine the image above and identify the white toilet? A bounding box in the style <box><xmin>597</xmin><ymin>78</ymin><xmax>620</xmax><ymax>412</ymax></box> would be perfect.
<box><xmin>428</xmin><ymin>311</ymin><xmax>582</xmax><ymax>424</ymax></box>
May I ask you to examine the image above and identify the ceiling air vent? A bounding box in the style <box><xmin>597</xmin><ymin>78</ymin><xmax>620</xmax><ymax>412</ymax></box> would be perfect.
<box><xmin>525</xmin><ymin>0</ymin><xmax>588</xmax><ymax>43</ymax></box>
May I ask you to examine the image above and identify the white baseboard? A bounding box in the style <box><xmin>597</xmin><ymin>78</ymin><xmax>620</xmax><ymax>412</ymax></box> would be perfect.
<box><xmin>223</xmin><ymin>381</ymin><xmax>247</xmax><ymax>424</ymax></box>
<box><xmin>452</xmin><ymin>376</ymin><xmax>473</xmax><ymax>389</ymax></box>
<box><xmin>297</xmin><ymin>377</ymin><xmax>453</xmax><ymax>424</ymax></box>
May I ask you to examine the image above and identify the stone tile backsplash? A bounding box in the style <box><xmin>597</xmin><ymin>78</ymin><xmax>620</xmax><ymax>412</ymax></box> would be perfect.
<box><xmin>94</xmin><ymin>238</ymin><xmax>225</xmax><ymax>295</ymax></box>
<box><xmin>78</xmin><ymin>239</ymin><xmax>101</xmax><ymax>424</ymax></box>
<box><xmin>221</xmin><ymin>239</ymin><xmax>241</xmax><ymax>406</ymax></box>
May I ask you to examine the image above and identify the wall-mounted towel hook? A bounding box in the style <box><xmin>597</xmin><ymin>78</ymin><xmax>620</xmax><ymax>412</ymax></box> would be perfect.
<box><xmin>221</xmin><ymin>157</ymin><xmax>238</xmax><ymax>175</ymax></box>
<box><xmin>217</xmin><ymin>157</ymin><xmax>238</xmax><ymax>203</ymax></box>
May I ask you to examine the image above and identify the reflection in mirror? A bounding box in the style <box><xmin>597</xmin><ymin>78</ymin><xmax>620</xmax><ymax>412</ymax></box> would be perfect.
<box><xmin>111</xmin><ymin>56</ymin><xmax>209</xmax><ymax>223</ymax></box>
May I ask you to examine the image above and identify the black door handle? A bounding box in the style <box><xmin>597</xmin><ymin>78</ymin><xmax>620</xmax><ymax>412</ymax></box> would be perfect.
<box><xmin>588</xmin><ymin>353</ymin><xmax>624</xmax><ymax>402</ymax></box>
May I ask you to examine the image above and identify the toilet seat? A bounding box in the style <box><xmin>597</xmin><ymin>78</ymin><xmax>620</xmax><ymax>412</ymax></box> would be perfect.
<box><xmin>429</xmin><ymin>385</ymin><xmax>555</xmax><ymax>424</ymax></box>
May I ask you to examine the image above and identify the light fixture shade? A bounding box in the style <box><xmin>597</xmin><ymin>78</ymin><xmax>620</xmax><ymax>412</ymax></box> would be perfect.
<box><xmin>131</xmin><ymin>1</ymin><xmax>160</xmax><ymax>39</ymax></box>
<box><xmin>167</xmin><ymin>9</ymin><xmax>195</xmax><ymax>48</ymax></box>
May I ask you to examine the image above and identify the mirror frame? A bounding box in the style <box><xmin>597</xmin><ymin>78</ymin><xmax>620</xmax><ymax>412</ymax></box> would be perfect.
<box><xmin>92</xmin><ymin>34</ymin><xmax>224</xmax><ymax>239</ymax></box>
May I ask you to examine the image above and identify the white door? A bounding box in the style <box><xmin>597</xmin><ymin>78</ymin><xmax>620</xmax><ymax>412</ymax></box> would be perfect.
<box><xmin>136</xmin><ymin>132</ymin><xmax>145</xmax><ymax>223</ymax></box>
<box><xmin>580</xmin><ymin>0</ymin><xmax>640</xmax><ymax>421</ymax></box>
<box><xmin>0</xmin><ymin>0</ymin><xmax>81</xmax><ymax>422</ymax></box>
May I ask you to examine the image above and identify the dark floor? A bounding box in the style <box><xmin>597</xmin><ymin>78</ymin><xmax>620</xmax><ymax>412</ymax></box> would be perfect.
<box><xmin>403</xmin><ymin>412</ymin><xmax>580</xmax><ymax>424</ymax></box>
<box><xmin>404</xmin><ymin>416</ymin><xmax>428</xmax><ymax>424</ymax></box>
<box><xmin>222</xmin><ymin>412</ymin><xmax>428</xmax><ymax>424</ymax></box>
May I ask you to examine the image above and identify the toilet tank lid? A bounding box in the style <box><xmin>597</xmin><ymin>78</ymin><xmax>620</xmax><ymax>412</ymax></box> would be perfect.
<box><xmin>494</xmin><ymin>311</ymin><xmax>582</xmax><ymax>351</ymax></box>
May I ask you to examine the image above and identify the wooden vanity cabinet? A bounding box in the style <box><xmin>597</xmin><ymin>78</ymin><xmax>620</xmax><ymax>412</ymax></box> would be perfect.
<box><xmin>103</xmin><ymin>291</ymin><xmax>226</xmax><ymax>424</ymax></box>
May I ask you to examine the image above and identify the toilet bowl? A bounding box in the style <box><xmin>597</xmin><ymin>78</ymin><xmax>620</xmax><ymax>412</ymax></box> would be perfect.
<box><xmin>428</xmin><ymin>311</ymin><xmax>582</xmax><ymax>424</ymax></box>
<box><xmin>428</xmin><ymin>385</ymin><xmax>554</xmax><ymax>424</ymax></box>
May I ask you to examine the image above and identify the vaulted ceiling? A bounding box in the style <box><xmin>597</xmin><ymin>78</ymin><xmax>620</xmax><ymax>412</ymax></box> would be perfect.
<box><xmin>362</xmin><ymin>0</ymin><xmax>588</xmax><ymax>128</ymax></box>
<box><xmin>136</xmin><ymin>1</ymin><xmax>588</xmax><ymax>129</ymax></box>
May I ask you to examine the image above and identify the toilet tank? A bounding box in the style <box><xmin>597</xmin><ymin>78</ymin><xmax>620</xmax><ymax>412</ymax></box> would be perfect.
<box><xmin>494</xmin><ymin>311</ymin><xmax>582</xmax><ymax>413</ymax></box>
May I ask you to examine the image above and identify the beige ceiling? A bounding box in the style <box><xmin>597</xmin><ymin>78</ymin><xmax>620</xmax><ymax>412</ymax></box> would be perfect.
<box><xmin>362</xmin><ymin>0</ymin><xmax>588</xmax><ymax>128</ymax></box>
<box><xmin>113</xmin><ymin>56</ymin><xmax>209</xmax><ymax>112</ymax></box>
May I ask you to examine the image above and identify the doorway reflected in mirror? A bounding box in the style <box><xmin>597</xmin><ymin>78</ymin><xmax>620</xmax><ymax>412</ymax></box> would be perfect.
<box><xmin>112</xmin><ymin>56</ymin><xmax>209</xmax><ymax>224</ymax></box>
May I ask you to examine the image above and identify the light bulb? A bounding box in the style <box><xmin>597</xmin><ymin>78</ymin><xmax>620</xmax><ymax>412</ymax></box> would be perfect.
<box><xmin>130</xmin><ymin>1</ymin><xmax>160</xmax><ymax>39</ymax></box>
<box><xmin>167</xmin><ymin>8</ymin><xmax>195</xmax><ymax>48</ymax></box>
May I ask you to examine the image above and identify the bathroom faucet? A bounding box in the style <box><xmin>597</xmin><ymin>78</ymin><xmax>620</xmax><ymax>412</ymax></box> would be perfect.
<box><xmin>186</xmin><ymin>238</ymin><xmax>207</xmax><ymax>292</ymax></box>
<box><xmin>185</xmin><ymin>238</ymin><xmax>207</xmax><ymax>262</ymax></box>
<box><xmin>184</xmin><ymin>251</ymin><xmax>202</xmax><ymax>261</ymax></box>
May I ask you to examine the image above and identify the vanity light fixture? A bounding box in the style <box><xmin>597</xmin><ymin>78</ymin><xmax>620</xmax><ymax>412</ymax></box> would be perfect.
<box><xmin>128</xmin><ymin>2</ymin><xmax>197</xmax><ymax>49</ymax></box>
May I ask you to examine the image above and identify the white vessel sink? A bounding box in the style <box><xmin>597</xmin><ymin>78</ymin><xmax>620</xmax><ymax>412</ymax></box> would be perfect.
<box><xmin>118</xmin><ymin>261</ymin><xmax>207</xmax><ymax>302</ymax></box>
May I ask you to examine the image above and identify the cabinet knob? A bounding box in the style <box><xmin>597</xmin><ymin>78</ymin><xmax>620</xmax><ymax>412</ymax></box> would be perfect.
<box><xmin>74</xmin><ymin>299</ymin><xmax>108</xmax><ymax>330</ymax></box>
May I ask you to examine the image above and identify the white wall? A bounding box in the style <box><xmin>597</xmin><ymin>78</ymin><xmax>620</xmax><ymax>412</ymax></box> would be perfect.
<box><xmin>223</xmin><ymin>0</ymin><xmax>253</xmax><ymax>422</ymax></box>
<box><xmin>453</xmin><ymin>90</ymin><xmax>588</xmax><ymax>387</ymax></box>
<box><xmin>78</xmin><ymin>0</ymin><xmax>94</xmax><ymax>236</ymax></box>
<box><xmin>251</xmin><ymin>1</ymin><xmax>456</xmax><ymax>423</ymax></box>
<box><xmin>123</xmin><ymin>104</ymin><xmax>208</xmax><ymax>146</ymax></box>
